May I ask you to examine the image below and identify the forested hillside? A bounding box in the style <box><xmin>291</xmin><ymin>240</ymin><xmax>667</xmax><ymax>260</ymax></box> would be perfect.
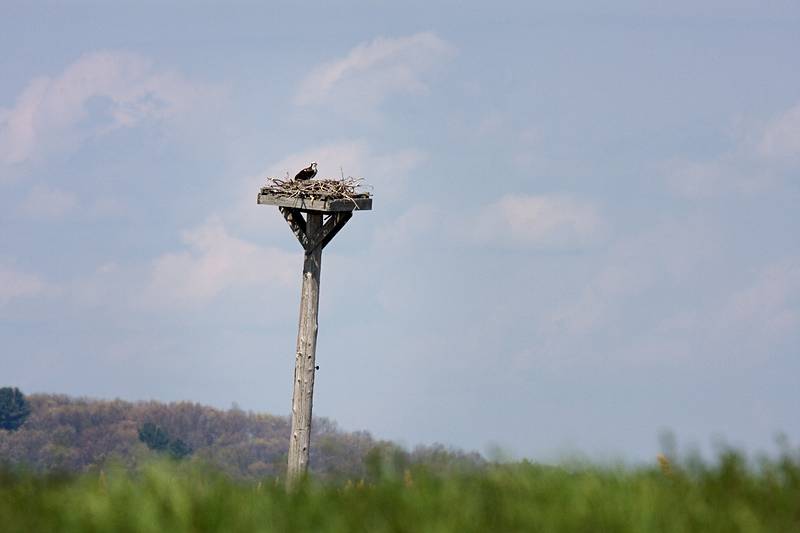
<box><xmin>0</xmin><ymin>394</ymin><xmax>483</xmax><ymax>479</ymax></box>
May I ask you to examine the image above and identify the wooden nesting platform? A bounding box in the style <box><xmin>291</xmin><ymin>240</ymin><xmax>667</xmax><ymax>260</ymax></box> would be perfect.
<box><xmin>257</xmin><ymin>180</ymin><xmax>372</xmax><ymax>487</ymax></box>
<box><xmin>257</xmin><ymin>191</ymin><xmax>372</xmax><ymax>213</ymax></box>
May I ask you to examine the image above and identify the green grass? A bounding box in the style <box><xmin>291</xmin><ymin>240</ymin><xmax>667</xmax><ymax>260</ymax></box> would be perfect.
<box><xmin>1</xmin><ymin>450</ymin><xmax>799</xmax><ymax>532</ymax></box>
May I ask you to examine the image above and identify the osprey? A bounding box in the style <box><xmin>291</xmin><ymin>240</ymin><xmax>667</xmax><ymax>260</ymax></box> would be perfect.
<box><xmin>294</xmin><ymin>162</ymin><xmax>318</xmax><ymax>181</ymax></box>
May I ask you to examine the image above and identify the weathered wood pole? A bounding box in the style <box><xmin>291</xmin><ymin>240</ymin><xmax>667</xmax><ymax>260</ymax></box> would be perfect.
<box><xmin>287</xmin><ymin>212</ymin><xmax>322</xmax><ymax>487</ymax></box>
<box><xmin>258</xmin><ymin>192</ymin><xmax>371</xmax><ymax>488</ymax></box>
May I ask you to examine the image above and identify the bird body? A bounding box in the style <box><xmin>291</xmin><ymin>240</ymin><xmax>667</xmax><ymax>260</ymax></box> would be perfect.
<box><xmin>294</xmin><ymin>162</ymin><xmax>318</xmax><ymax>181</ymax></box>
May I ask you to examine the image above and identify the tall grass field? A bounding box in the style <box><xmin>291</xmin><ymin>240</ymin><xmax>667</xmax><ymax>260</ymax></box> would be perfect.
<box><xmin>2</xmin><ymin>447</ymin><xmax>799</xmax><ymax>532</ymax></box>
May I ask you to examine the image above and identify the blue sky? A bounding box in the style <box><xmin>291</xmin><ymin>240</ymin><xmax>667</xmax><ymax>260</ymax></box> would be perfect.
<box><xmin>1</xmin><ymin>1</ymin><xmax>799</xmax><ymax>461</ymax></box>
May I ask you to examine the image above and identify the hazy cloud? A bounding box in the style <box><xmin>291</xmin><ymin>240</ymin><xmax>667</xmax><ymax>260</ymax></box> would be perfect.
<box><xmin>720</xmin><ymin>259</ymin><xmax>800</xmax><ymax>338</ymax></box>
<box><xmin>17</xmin><ymin>184</ymin><xmax>79</xmax><ymax>218</ymax></box>
<box><xmin>373</xmin><ymin>203</ymin><xmax>439</xmax><ymax>250</ymax></box>
<box><xmin>664</xmin><ymin>157</ymin><xmax>770</xmax><ymax>198</ymax></box>
<box><xmin>758</xmin><ymin>102</ymin><xmax>800</xmax><ymax>160</ymax></box>
<box><xmin>547</xmin><ymin>216</ymin><xmax>718</xmax><ymax>341</ymax></box>
<box><xmin>0</xmin><ymin>264</ymin><xmax>47</xmax><ymax>306</ymax></box>
<box><xmin>472</xmin><ymin>194</ymin><xmax>607</xmax><ymax>248</ymax></box>
<box><xmin>145</xmin><ymin>217</ymin><xmax>296</xmax><ymax>308</ymax></box>
<box><xmin>0</xmin><ymin>51</ymin><xmax>221</xmax><ymax>168</ymax></box>
<box><xmin>647</xmin><ymin>258</ymin><xmax>800</xmax><ymax>365</ymax></box>
<box><xmin>666</xmin><ymin>100</ymin><xmax>800</xmax><ymax>198</ymax></box>
<box><xmin>295</xmin><ymin>32</ymin><xmax>455</xmax><ymax>108</ymax></box>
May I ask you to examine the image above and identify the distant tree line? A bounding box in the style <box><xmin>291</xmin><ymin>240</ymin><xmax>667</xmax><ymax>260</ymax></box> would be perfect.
<box><xmin>0</xmin><ymin>387</ymin><xmax>31</xmax><ymax>431</ymax></box>
<box><xmin>0</xmin><ymin>390</ymin><xmax>484</xmax><ymax>480</ymax></box>
<box><xmin>138</xmin><ymin>422</ymin><xmax>193</xmax><ymax>460</ymax></box>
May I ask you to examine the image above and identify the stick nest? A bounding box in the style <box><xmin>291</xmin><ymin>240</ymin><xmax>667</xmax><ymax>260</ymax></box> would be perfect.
<box><xmin>260</xmin><ymin>176</ymin><xmax>371</xmax><ymax>205</ymax></box>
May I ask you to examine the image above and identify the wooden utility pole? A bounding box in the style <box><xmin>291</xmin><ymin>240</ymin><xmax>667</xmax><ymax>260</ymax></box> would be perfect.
<box><xmin>257</xmin><ymin>193</ymin><xmax>372</xmax><ymax>488</ymax></box>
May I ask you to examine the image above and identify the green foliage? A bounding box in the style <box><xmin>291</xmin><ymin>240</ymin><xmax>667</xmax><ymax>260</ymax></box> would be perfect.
<box><xmin>0</xmin><ymin>448</ymin><xmax>798</xmax><ymax>533</ymax></box>
<box><xmin>139</xmin><ymin>424</ymin><xmax>195</xmax><ymax>460</ymax></box>
<box><xmin>0</xmin><ymin>387</ymin><xmax>31</xmax><ymax>431</ymax></box>
<box><xmin>138</xmin><ymin>422</ymin><xmax>170</xmax><ymax>451</ymax></box>
<box><xmin>168</xmin><ymin>439</ymin><xmax>193</xmax><ymax>460</ymax></box>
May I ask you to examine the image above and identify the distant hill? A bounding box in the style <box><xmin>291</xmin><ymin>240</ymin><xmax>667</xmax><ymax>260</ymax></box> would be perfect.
<box><xmin>0</xmin><ymin>394</ymin><xmax>483</xmax><ymax>479</ymax></box>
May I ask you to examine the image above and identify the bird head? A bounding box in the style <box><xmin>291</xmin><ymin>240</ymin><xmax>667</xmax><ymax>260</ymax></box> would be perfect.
<box><xmin>311</xmin><ymin>162</ymin><xmax>317</xmax><ymax>169</ymax></box>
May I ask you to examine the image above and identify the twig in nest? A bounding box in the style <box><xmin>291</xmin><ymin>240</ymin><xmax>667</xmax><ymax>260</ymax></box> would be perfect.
<box><xmin>260</xmin><ymin>175</ymin><xmax>371</xmax><ymax>207</ymax></box>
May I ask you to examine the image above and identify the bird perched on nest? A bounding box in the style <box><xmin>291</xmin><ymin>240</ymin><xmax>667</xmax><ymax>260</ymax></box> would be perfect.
<box><xmin>294</xmin><ymin>162</ymin><xmax>317</xmax><ymax>181</ymax></box>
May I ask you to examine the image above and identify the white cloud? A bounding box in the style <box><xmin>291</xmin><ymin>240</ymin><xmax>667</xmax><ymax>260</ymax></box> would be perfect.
<box><xmin>666</xmin><ymin>100</ymin><xmax>800</xmax><ymax>198</ymax></box>
<box><xmin>0</xmin><ymin>264</ymin><xmax>46</xmax><ymax>306</ymax></box>
<box><xmin>550</xmin><ymin>263</ymin><xmax>649</xmax><ymax>337</ymax></box>
<box><xmin>547</xmin><ymin>216</ymin><xmax>718</xmax><ymax>339</ymax></box>
<box><xmin>373</xmin><ymin>203</ymin><xmax>439</xmax><ymax>250</ymax></box>
<box><xmin>648</xmin><ymin>259</ymin><xmax>800</xmax><ymax>364</ymax></box>
<box><xmin>295</xmin><ymin>32</ymin><xmax>455</xmax><ymax>108</ymax></box>
<box><xmin>664</xmin><ymin>154</ymin><xmax>778</xmax><ymax>199</ymax></box>
<box><xmin>88</xmin><ymin>195</ymin><xmax>129</xmax><ymax>218</ymax></box>
<box><xmin>472</xmin><ymin>194</ymin><xmax>606</xmax><ymax>248</ymax></box>
<box><xmin>0</xmin><ymin>51</ymin><xmax>221</xmax><ymax>167</ymax></box>
<box><xmin>758</xmin><ymin>102</ymin><xmax>800</xmax><ymax>160</ymax></box>
<box><xmin>17</xmin><ymin>184</ymin><xmax>78</xmax><ymax>218</ymax></box>
<box><xmin>144</xmin><ymin>217</ymin><xmax>296</xmax><ymax>308</ymax></box>
<box><xmin>539</xmin><ymin>210</ymin><xmax>799</xmax><ymax>367</ymax></box>
<box><xmin>721</xmin><ymin>260</ymin><xmax>800</xmax><ymax>337</ymax></box>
